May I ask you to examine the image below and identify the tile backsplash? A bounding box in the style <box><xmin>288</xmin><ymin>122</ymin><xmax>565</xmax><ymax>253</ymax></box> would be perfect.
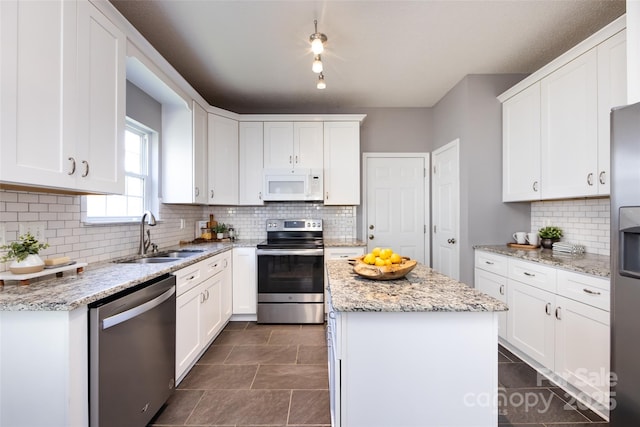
<box><xmin>531</xmin><ymin>198</ymin><xmax>610</xmax><ymax>256</ymax></box>
<box><xmin>0</xmin><ymin>190</ymin><xmax>357</xmax><ymax>272</ymax></box>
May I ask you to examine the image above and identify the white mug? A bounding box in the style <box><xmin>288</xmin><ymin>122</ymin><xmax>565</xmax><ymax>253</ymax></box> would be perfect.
<box><xmin>526</xmin><ymin>232</ymin><xmax>539</xmax><ymax>246</ymax></box>
<box><xmin>513</xmin><ymin>232</ymin><xmax>527</xmax><ymax>244</ymax></box>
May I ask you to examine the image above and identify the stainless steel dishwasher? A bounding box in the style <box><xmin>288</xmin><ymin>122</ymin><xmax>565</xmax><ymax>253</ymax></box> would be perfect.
<box><xmin>89</xmin><ymin>273</ymin><xmax>176</xmax><ymax>427</ymax></box>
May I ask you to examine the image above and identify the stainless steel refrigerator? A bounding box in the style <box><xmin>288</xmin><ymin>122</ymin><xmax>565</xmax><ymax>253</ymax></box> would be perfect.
<box><xmin>611</xmin><ymin>101</ymin><xmax>640</xmax><ymax>425</ymax></box>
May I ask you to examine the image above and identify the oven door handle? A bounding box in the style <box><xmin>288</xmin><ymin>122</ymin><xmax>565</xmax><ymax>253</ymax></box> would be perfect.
<box><xmin>256</xmin><ymin>248</ymin><xmax>324</xmax><ymax>256</ymax></box>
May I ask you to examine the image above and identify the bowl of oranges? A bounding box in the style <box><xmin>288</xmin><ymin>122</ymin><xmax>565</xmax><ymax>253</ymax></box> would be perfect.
<box><xmin>352</xmin><ymin>247</ymin><xmax>417</xmax><ymax>280</ymax></box>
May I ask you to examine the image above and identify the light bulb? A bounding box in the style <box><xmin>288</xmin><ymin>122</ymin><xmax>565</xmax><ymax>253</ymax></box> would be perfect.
<box><xmin>311</xmin><ymin>37</ymin><xmax>324</xmax><ymax>54</ymax></box>
<box><xmin>317</xmin><ymin>73</ymin><xmax>326</xmax><ymax>89</ymax></box>
<box><xmin>312</xmin><ymin>56</ymin><xmax>323</xmax><ymax>73</ymax></box>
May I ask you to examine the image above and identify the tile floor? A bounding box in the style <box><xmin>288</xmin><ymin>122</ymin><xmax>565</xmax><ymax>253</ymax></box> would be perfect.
<box><xmin>148</xmin><ymin>321</ymin><xmax>609</xmax><ymax>427</ymax></box>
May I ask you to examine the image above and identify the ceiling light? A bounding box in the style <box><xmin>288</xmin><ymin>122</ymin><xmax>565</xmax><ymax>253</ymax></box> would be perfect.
<box><xmin>317</xmin><ymin>73</ymin><xmax>326</xmax><ymax>90</ymax></box>
<box><xmin>309</xmin><ymin>20</ymin><xmax>327</xmax><ymax>55</ymax></box>
<box><xmin>312</xmin><ymin>55</ymin><xmax>323</xmax><ymax>73</ymax></box>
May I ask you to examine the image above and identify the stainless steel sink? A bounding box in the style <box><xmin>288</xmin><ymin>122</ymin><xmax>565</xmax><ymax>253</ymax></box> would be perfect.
<box><xmin>115</xmin><ymin>249</ymin><xmax>204</xmax><ymax>264</ymax></box>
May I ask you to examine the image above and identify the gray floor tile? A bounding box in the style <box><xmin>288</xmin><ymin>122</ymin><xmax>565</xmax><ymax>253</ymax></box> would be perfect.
<box><xmin>225</xmin><ymin>344</ymin><xmax>298</xmax><ymax>364</ymax></box>
<box><xmin>178</xmin><ymin>364</ymin><xmax>258</xmax><ymax>390</ymax></box>
<box><xmin>268</xmin><ymin>329</ymin><xmax>326</xmax><ymax>345</ymax></box>
<box><xmin>499</xmin><ymin>362</ymin><xmax>553</xmax><ymax>389</ymax></box>
<box><xmin>499</xmin><ymin>387</ymin><xmax>591</xmax><ymax>424</ymax></box>
<box><xmin>252</xmin><ymin>364</ymin><xmax>329</xmax><ymax>389</ymax></box>
<box><xmin>297</xmin><ymin>344</ymin><xmax>328</xmax><ymax>364</ymax></box>
<box><xmin>186</xmin><ymin>389</ymin><xmax>290</xmax><ymax>425</ymax></box>
<box><xmin>148</xmin><ymin>389</ymin><xmax>204</xmax><ymax>425</ymax></box>
<box><xmin>196</xmin><ymin>344</ymin><xmax>233</xmax><ymax>364</ymax></box>
<box><xmin>288</xmin><ymin>389</ymin><xmax>331</xmax><ymax>425</ymax></box>
<box><xmin>213</xmin><ymin>329</ymin><xmax>270</xmax><ymax>345</ymax></box>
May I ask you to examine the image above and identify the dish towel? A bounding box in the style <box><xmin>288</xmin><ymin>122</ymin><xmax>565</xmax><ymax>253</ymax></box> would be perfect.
<box><xmin>552</xmin><ymin>242</ymin><xmax>586</xmax><ymax>254</ymax></box>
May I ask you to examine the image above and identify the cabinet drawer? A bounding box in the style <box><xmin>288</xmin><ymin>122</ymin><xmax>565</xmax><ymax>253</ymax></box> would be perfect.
<box><xmin>475</xmin><ymin>251</ymin><xmax>508</xmax><ymax>276</ymax></box>
<box><xmin>325</xmin><ymin>247</ymin><xmax>366</xmax><ymax>260</ymax></box>
<box><xmin>201</xmin><ymin>252</ymin><xmax>229</xmax><ymax>278</ymax></box>
<box><xmin>509</xmin><ymin>259</ymin><xmax>557</xmax><ymax>292</ymax></box>
<box><xmin>557</xmin><ymin>270</ymin><xmax>610</xmax><ymax>311</ymax></box>
<box><xmin>174</xmin><ymin>262</ymin><xmax>203</xmax><ymax>296</ymax></box>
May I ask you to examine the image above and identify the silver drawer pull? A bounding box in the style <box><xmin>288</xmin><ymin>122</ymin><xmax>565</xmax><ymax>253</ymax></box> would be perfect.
<box><xmin>485</xmin><ymin>261</ymin><xmax>494</xmax><ymax>265</ymax></box>
<box><xmin>583</xmin><ymin>288</ymin><xmax>601</xmax><ymax>296</ymax></box>
<box><xmin>499</xmin><ymin>285</ymin><xmax>505</xmax><ymax>296</ymax></box>
<box><xmin>545</xmin><ymin>302</ymin><xmax>551</xmax><ymax>315</ymax></box>
<box><xmin>524</xmin><ymin>271</ymin><xmax>535</xmax><ymax>277</ymax></box>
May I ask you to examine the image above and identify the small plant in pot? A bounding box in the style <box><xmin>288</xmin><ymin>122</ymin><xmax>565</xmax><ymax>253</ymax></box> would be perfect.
<box><xmin>538</xmin><ymin>226</ymin><xmax>563</xmax><ymax>249</ymax></box>
<box><xmin>1</xmin><ymin>232</ymin><xmax>50</xmax><ymax>274</ymax></box>
<box><xmin>212</xmin><ymin>223</ymin><xmax>228</xmax><ymax>240</ymax></box>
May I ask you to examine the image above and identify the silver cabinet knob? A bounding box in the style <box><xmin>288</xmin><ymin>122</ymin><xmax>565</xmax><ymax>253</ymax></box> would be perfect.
<box><xmin>447</xmin><ymin>238</ymin><xmax>456</xmax><ymax>244</ymax></box>
<box><xmin>369</xmin><ymin>225</ymin><xmax>374</xmax><ymax>230</ymax></box>
<box><xmin>368</xmin><ymin>234</ymin><xmax>374</xmax><ymax>240</ymax></box>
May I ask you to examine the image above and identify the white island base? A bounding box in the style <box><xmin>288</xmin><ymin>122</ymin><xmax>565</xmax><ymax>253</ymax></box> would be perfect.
<box><xmin>329</xmin><ymin>310</ymin><xmax>499</xmax><ymax>427</ymax></box>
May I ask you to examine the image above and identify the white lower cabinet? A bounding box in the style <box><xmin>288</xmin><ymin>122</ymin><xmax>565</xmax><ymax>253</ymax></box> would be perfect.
<box><xmin>232</xmin><ymin>247</ymin><xmax>257</xmax><ymax>315</ymax></box>
<box><xmin>507</xmin><ymin>279</ymin><xmax>556</xmax><ymax>368</ymax></box>
<box><xmin>475</xmin><ymin>269</ymin><xmax>508</xmax><ymax>340</ymax></box>
<box><xmin>175</xmin><ymin>251</ymin><xmax>232</xmax><ymax>383</ymax></box>
<box><xmin>324</xmin><ymin>247</ymin><xmax>365</xmax><ymax>313</ymax></box>
<box><xmin>475</xmin><ymin>250</ymin><xmax>610</xmax><ymax>416</ymax></box>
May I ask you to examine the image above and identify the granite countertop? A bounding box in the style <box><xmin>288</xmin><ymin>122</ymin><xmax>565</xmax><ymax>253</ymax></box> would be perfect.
<box><xmin>326</xmin><ymin>259</ymin><xmax>508</xmax><ymax>313</ymax></box>
<box><xmin>474</xmin><ymin>245</ymin><xmax>610</xmax><ymax>278</ymax></box>
<box><xmin>323</xmin><ymin>239</ymin><xmax>366</xmax><ymax>247</ymax></box>
<box><xmin>0</xmin><ymin>241</ymin><xmax>254</xmax><ymax>312</ymax></box>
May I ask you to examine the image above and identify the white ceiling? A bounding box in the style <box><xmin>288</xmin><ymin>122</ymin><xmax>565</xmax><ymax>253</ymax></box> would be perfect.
<box><xmin>109</xmin><ymin>0</ymin><xmax>625</xmax><ymax>113</ymax></box>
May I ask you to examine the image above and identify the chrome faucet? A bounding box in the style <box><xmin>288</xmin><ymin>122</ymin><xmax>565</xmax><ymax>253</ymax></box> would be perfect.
<box><xmin>139</xmin><ymin>210</ymin><xmax>157</xmax><ymax>255</ymax></box>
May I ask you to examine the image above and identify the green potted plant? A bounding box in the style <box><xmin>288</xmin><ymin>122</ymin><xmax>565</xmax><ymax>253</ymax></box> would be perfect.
<box><xmin>212</xmin><ymin>223</ymin><xmax>228</xmax><ymax>240</ymax></box>
<box><xmin>1</xmin><ymin>232</ymin><xmax>50</xmax><ymax>274</ymax></box>
<box><xmin>538</xmin><ymin>226</ymin><xmax>563</xmax><ymax>249</ymax></box>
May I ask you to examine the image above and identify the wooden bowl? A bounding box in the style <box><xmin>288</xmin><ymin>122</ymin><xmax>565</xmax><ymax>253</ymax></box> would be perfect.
<box><xmin>351</xmin><ymin>256</ymin><xmax>417</xmax><ymax>281</ymax></box>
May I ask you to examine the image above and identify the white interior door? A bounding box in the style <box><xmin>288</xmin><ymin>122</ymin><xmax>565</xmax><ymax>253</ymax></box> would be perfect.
<box><xmin>432</xmin><ymin>139</ymin><xmax>460</xmax><ymax>279</ymax></box>
<box><xmin>363</xmin><ymin>153</ymin><xmax>429</xmax><ymax>264</ymax></box>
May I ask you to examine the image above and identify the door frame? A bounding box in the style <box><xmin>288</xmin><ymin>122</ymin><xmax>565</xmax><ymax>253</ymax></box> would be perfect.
<box><xmin>431</xmin><ymin>139</ymin><xmax>460</xmax><ymax>279</ymax></box>
<box><xmin>362</xmin><ymin>152</ymin><xmax>430</xmax><ymax>266</ymax></box>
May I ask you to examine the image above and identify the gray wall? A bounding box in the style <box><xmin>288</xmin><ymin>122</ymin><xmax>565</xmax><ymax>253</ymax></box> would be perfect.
<box><xmin>431</xmin><ymin>74</ymin><xmax>530</xmax><ymax>286</ymax></box>
<box><xmin>126</xmin><ymin>81</ymin><xmax>162</xmax><ymax>131</ymax></box>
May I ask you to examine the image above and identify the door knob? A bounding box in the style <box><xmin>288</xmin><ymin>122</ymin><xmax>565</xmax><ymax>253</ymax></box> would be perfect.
<box><xmin>369</xmin><ymin>234</ymin><xmax>374</xmax><ymax>240</ymax></box>
<box><xmin>447</xmin><ymin>238</ymin><xmax>456</xmax><ymax>244</ymax></box>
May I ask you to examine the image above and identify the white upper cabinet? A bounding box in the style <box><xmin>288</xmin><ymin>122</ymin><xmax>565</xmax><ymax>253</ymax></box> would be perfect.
<box><xmin>499</xmin><ymin>17</ymin><xmax>625</xmax><ymax>202</ymax></box>
<box><xmin>263</xmin><ymin>122</ymin><xmax>323</xmax><ymax>170</ymax></box>
<box><xmin>540</xmin><ymin>50</ymin><xmax>598</xmax><ymax>199</ymax></box>
<box><xmin>208</xmin><ymin>114</ymin><xmax>239</xmax><ymax>205</ymax></box>
<box><xmin>323</xmin><ymin>122</ymin><xmax>361</xmax><ymax>205</ymax></box>
<box><xmin>238</xmin><ymin>122</ymin><xmax>264</xmax><ymax>205</ymax></box>
<box><xmin>192</xmin><ymin>101</ymin><xmax>209</xmax><ymax>204</ymax></box>
<box><xmin>596</xmin><ymin>30</ymin><xmax>627</xmax><ymax>195</ymax></box>
<box><xmin>502</xmin><ymin>83</ymin><xmax>541</xmax><ymax>201</ymax></box>
<box><xmin>0</xmin><ymin>0</ymin><xmax>125</xmax><ymax>194</ymax></box>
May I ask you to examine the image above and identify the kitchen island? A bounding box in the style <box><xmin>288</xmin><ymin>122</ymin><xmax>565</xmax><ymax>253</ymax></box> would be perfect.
<box><xmin>325</xmin><ymin>259</ymin><xmax>508</xmax><ymax>427</ymax></box>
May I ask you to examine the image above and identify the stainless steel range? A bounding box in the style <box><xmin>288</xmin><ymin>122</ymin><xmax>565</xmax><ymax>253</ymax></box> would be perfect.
<box><xmin>256</xmin><ymin>219</ymin><xmax>324</xmax><ymax>324</ymax></box>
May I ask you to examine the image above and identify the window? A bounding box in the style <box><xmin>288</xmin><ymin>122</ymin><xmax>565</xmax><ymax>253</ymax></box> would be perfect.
<box><xmin>83</xmin><ymin>120</ymin><xmax>158</xmax><ymax>223</ymax></box>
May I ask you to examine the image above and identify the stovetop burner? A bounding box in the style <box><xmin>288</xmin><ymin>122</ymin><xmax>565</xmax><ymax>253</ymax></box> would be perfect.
<box><xmin>257</xmin><ymin>219</ymin><xmax>324</xmax><ymax>250</ymax></box>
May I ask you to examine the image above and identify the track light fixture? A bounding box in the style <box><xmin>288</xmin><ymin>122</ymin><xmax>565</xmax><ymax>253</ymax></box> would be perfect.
<box><xmin>309</xmin><ymin>20</ymin><xmax>327</xmax><ymax>54</ymax></box>
<box><xmin>317</xmin><ymin>73</ymin><xmax>326</xmax><ymax>90</ymax></box>
<box><xmin>310</xmin><ymin>20</ymin><xmax>328</xmax><ymax>89</ymax></box>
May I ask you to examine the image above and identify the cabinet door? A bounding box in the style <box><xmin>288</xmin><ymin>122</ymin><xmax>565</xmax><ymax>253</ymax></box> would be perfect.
<box><xmin>475</xmin><ymin>269</ymin><xmax>508</xmax><ymax>340</ymax></box>
<box><xmin>176</xmin><ymin>284</ymin><xmax>203</xmax><ymax>380</ymax></box>
<box><xmin>502</xmin><ymin>83</ymin><xmax>541</xmax><ymax>201</ymax></box>
<box><xmin>507</xmin><ymin>280</ymin><xmax>555</xmax><ymax>368</ymax></box>
<box><xmin>232</xmin><ymin>247</ymin><xmax>257</xmax><ymax>315</ymax></box>
<box><xmin>192</xmin><ymin>101</ymin><xmax>208</xmax><ymax>203</ymax></box>
<box><xmin>597</xmin><ymin>30</ymin><xmax>627</xmax><ymax>196</ymax></box>
<box><xmin>554</xmin><ymin>296</ymin><xmax>610</xmax><ymax>407</ymax></box>
<box><xmin>541</xmin><ymin>50</ymin><xmax>598</xmax><ymax>198</ymax></box>
<box><xmin>263</xmin><ymin>122</ymin><xmax>294</xmax><ymax>168</ymax></box>
<box><xmin>294</xmin><ymin>122</ymin><xmax>323</xmax><ymax>169</ymax></box>
<box><xmin>75</xmin><ymin>0</ymin><xmax>125</xmax><ymax>194</ymax></box>
<box><xmin>221</xmin><ymin>254</ymin><xmax>233</xmax><ymax>321</ymax></box>
<box><xmin>323</xmin><ymin>122</ymin><xmax>360</xmax><ymax>205</ymax></box>
<box><xmin>0</xmin><ymin>0</ymin><xmax>76</xmax><ymax>189</ymax></box>
<box><xmin>201</xmin><ymin>275</ymin><xmax>223</xmax><ymax>345</ymax></box>
<box><xmin>239</xmin><ymin>122</ymin><xmax>265</xmax><ymax>205</ymax></box>
<box><xmin>208</xmin><ymin>114</ymin><xmax>239</xmax><ymax>205</ymax></box>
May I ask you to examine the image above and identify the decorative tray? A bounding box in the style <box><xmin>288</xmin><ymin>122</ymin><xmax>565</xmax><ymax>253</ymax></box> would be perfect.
<box><xmin>350</xmin><ymin>256</ymin><xmax>417</xmax><ymax>281</ymax></box>
<box><xmin>507</xmin><ymin>243</ymin><xmax>540</xmax><ymax>250</ymax></box>
<box><xmin>0</xmin><ymin>262</ymin><xmax>87</xmax><ymax>286</ymax></box>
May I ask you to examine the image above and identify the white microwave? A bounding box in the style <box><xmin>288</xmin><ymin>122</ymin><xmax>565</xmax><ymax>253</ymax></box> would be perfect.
<box><xmin>263</xmin><ymin>168</ymin><xmax>324</xmax><ymax>201</ymax></box>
